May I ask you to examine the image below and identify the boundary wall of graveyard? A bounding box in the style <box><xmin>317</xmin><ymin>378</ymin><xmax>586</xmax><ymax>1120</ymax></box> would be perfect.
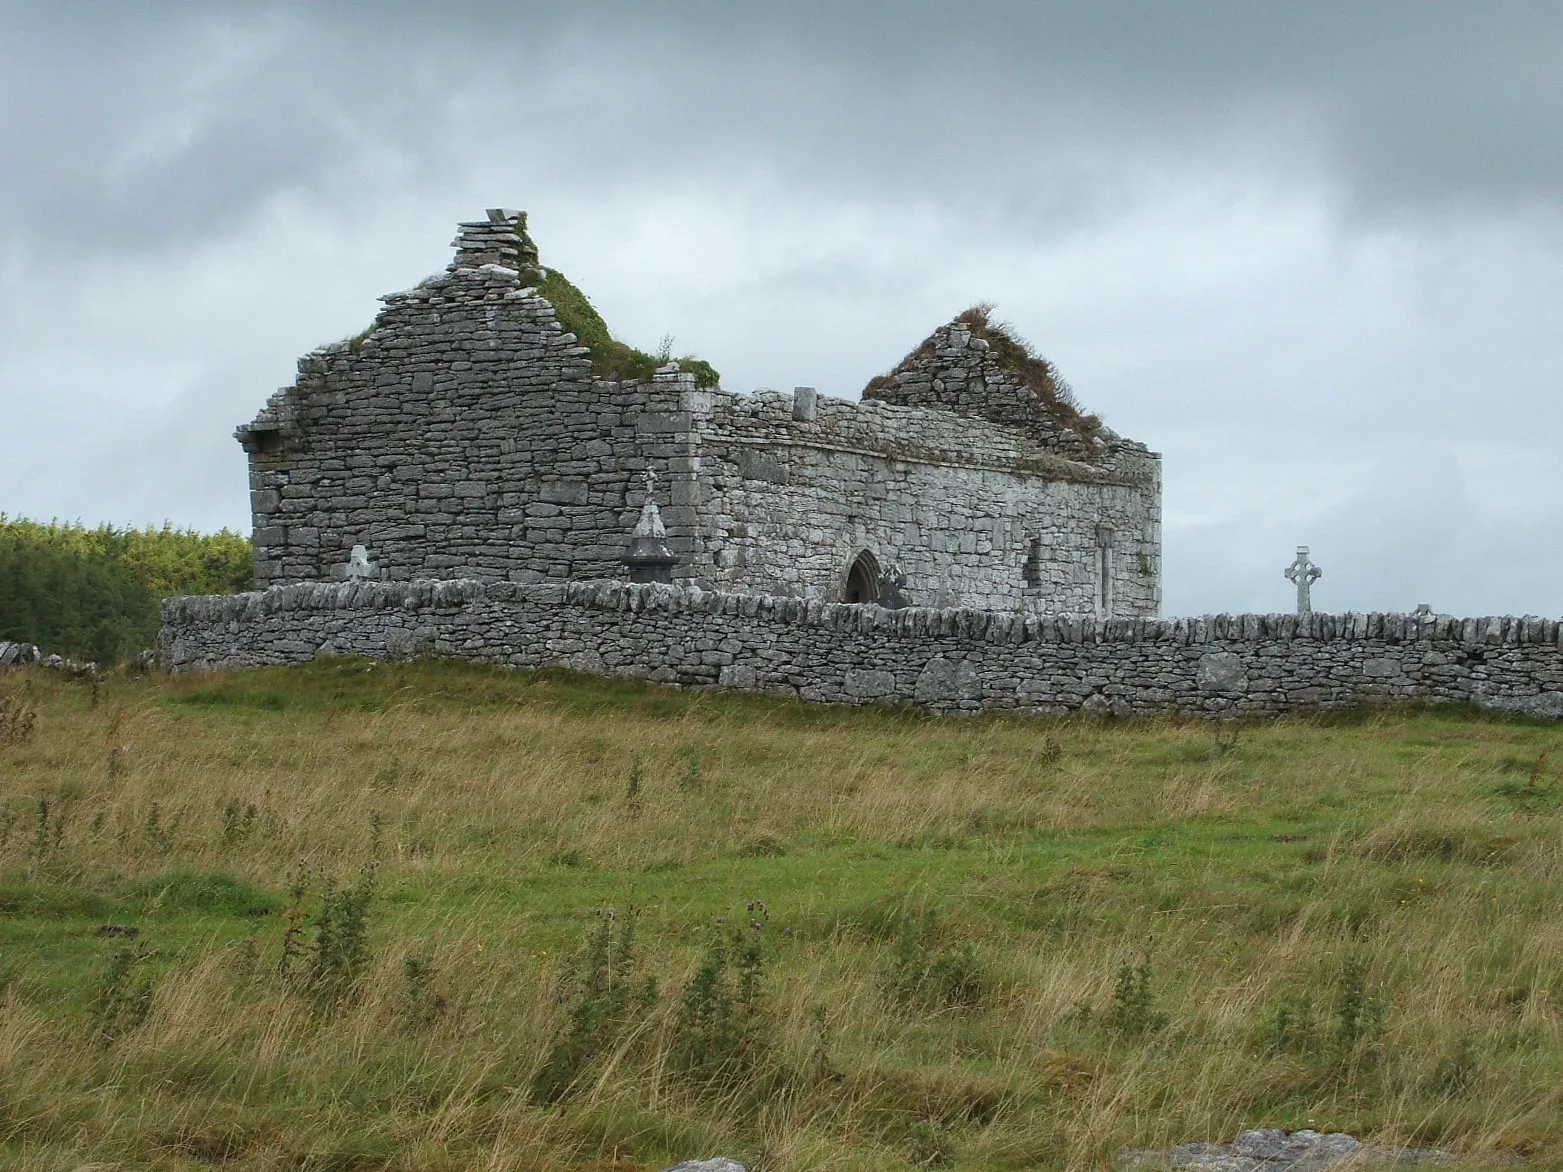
<box><xmin>157</xmin><ymin>578</ymin><xmax>1563</xmax><ymax>719</ymax></box>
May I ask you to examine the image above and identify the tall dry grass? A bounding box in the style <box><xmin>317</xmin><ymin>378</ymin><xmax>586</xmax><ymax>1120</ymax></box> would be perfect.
<box><xmin>1</xmin><ymin>659</ymin><xmax>1560</xmax><ymax>1170</ymax></box>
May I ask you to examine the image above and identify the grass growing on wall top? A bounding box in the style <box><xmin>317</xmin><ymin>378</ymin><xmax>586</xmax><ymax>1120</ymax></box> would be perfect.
<box><xmin>0</xmin><ymin>517</ymin><xmax>252</xmax><ymax>664</ymax></box>
<box><xmin>516</xmin><ymin>213</ymin><xmax>720</xmax><ymax>389</ymax></box>
<box><xmin>1</xmin><ymin>658</ymin><xmax>1557</xmax><ymax>1170</ymax></box>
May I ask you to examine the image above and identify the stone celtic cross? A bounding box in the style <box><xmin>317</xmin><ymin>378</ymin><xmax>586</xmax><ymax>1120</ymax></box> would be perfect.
<box><xmin>1284</xmin><ymin>546</ymin><xmax>1322</xmax><ymax>615</ymax></box>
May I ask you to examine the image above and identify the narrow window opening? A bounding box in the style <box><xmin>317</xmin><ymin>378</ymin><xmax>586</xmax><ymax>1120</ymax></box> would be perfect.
<box><xmin>1095</xmin><ymin>526</ymin><xmax>1115</xmax><ymax>617</ymax></box>
<box><xmin>1023</xmin><ymin>537</ymin><xmax>1043</xmax><ymax>589</ymax></box>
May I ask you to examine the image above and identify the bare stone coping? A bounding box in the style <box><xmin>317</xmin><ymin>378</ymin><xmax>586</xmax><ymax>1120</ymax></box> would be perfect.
<box><xmin>161</xmin><ymin>578</ymin><xmax>1563</xmax><ymax>651</ymax></box>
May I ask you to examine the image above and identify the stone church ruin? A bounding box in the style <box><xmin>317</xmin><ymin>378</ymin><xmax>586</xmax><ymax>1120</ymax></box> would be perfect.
<box><xmin>162</xmin><ymin>210</ymin><xmax>1563</xmax><ymax>722</ymax></box>
<box><xmin>236</xmin><ymin>210</ymin><xmax>1161</xmax><ymax>616</ymax></box>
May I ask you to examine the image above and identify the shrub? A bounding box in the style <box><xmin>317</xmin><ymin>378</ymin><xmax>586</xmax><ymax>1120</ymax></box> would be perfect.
<box><xmin>0</xmin><ymin>516</ymin><xmax>251</xmax><ymax>663</ymax></box>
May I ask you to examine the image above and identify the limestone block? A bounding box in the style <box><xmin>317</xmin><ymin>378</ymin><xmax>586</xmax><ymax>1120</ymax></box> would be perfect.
<box><xmin>719</xmin><ymin>664</ymin><xmax>758</xmax><ymax>689</ymax></box>
<box><xmin>914</xmin><ymin>656</ymin><xmax>982</xmax><ymax>704</ymax></box>
<box><xmin>1197</xmin><ymin>651</ymin><xmax>1247</xmax><ymax>693</ymax></box>
<box><xmin>843</xmin><ymin>668</ymin><xmax>896</xmax><ymax>699</ymax></box>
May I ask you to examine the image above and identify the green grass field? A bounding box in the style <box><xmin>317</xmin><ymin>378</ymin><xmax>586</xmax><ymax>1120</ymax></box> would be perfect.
<box><xmin>2</xmin><ymin>660</ymin><xmax>1561</xmax><ymax>1170</ymax></box>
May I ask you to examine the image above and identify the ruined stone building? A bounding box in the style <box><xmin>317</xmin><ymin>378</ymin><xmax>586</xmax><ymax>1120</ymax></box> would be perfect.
<box><xmin>236</xmin><ymin>210</ymin><xmax>1162</xmax><ymax>615</ymax></box>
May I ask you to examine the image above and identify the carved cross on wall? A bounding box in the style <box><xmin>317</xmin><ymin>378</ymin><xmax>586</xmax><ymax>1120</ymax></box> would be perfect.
<box><xmin>1284</xmin><ymin>546</ymin><xmax>1322</xmax><ymax>615</ymax></box>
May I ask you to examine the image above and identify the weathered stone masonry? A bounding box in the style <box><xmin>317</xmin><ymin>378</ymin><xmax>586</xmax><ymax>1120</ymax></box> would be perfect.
<box><xmin>237</xmin><ymin>210</ymin><xmax>1160</xmax><ymax>616</ymax></box>
<box><xmin>160</xmin><ymin>580</ymin><xmax>1563</xmax><ymax>720</ymax></box>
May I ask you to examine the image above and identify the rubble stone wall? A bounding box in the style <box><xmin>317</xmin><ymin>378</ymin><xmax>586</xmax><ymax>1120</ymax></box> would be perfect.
<box><xmin>692</xmin><ymin>389</ymin><xmax>1159</xmax><ymax>613</ymax></box>
<box><xmin>160</xmin><ymin>580</ymin><xmax>1563</xmax><ymax>720</ymax></box>
<box><xmin>239</xmin><ymin>211</ymin><xmax>1161</xmax><ymax>614</ymax></box>
<box><xmin>238</xmin><ymin>219</ymin><xmax>693</xmax><ymax>589</ymax></box>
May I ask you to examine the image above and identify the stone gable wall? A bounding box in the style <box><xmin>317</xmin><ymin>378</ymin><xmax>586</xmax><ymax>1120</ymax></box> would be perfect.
<box><xmin>863</xmin><ymin>318</ymin><xmax>1113</xmax><ymax>462</ymax></box>
<box><xmin>240</xmin><ymin>221</ymin><xmax>695</xmax><ymax>589</ymax></box>
<box><xmin>160</xmin><ymin>580</ymin><xmax>1563</xmax><ymax>720</ymax></box>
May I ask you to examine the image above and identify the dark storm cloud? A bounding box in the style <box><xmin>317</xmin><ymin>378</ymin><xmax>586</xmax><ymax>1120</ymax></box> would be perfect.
<box><xmin>3</xmin><ymin>2</ymin><xmax>1560</xmax><ymax>266</ymax></box>
<box><xmin>2</xmin><ymin>1</ymin><xmax>1561</xmax><ymax>614</ymax></box>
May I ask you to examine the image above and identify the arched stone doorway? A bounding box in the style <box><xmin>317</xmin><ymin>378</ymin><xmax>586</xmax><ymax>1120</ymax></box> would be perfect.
<box><xmin>843</xmin><ymin>550</ymin><xmax>881</xmax><ymax>604</ymax></box>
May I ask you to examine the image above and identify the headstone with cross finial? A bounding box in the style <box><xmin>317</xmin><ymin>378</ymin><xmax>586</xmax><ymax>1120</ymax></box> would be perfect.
<box><xmin>1284</xmin><ymin>546</ymin><xmax>1322</xmax><ymax>615</ymax></box>
<box><xmin>621</xmin><ymin>469</ymin><xmax>679</xmax><ymax>583</ymax></box>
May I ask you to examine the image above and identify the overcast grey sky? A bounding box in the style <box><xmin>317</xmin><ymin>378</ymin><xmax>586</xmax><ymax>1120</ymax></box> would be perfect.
<box><xmin>2</xmin><ymin>2</ymin><xmax>1560</xmax><ymax>615</ymax></box>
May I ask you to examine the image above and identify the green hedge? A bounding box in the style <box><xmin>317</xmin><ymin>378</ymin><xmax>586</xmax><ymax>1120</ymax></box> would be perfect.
<box><xmin>0</xmin><ymin>517</ymin><xmax>252</xmax><ymax>664</ymax></box>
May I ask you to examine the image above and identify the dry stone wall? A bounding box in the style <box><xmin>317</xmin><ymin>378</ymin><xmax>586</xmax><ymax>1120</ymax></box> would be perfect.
<box><xmin>160</xmin><ymin>580</ymin><xmax>1563</xmax><ymax>720</ymax></box>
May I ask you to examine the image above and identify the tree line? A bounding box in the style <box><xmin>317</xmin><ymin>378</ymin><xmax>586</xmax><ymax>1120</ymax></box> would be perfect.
<box><xmin>0</xmin><ymin>516</ymin><xmax>252</xmax><ymax>664</ymax></box>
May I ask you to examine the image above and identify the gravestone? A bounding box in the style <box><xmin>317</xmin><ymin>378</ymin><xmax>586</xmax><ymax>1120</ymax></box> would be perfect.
<box><xmin>345</xmin><ymin>545</ymin><xmax>376</xmax><ymax>581</ymax></box>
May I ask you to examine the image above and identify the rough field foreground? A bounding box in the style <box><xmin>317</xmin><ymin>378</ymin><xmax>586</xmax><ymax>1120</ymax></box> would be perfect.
<box><xmin>2</xmin><ymin>660</ymin><xmax>1561</xmax><ymax>1171</ymax></box>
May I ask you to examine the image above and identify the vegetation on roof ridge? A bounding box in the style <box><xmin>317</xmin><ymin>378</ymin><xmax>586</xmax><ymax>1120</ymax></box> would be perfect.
<box><xmin>955</xmin><ymin>304</ymin><xmax>1099</xmax><ymax>438</ymax></box>
<box><xmin>513</xmin><ymin>214</ymin><xmax>720</xmax><ymax>389</ymax></box>
<box><xmin>864</xmin><ymin>304</ymin><xmax>1102</xmax><ymax>443</ymax></box>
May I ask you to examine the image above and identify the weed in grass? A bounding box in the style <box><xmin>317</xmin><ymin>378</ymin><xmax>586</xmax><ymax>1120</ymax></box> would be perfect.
<box><xmin>92</xmin><ymin>944</ymin><xmax>154</xmax><ymax>1043</ymax></box>
<box><xmin>1263</xmin><ymin>990</ymin><xmax>1324</xmax><ymax>1056</ymax></box>
<box><xmin>31</xmin><ymin>796</ymin><xmax>58</xmax><ymax>860</ymax></box>
<box><xmin>1333</xmin><ymin>954</ymin><xmax>1387</xmax><ymax>1061</ymax></box>
<box><xmin>219</xmin><ymin>797</ymin><xmax>257</xmax><ymax>847</ymax></box>
<box><xmin>276</xmin><ymin>868</ymin><xmax>309</xmax><ymax>981</ymax></box>
<box><xmin>307</xmin><ymin>862</ymin><xmax>378</xmax><ymax>1005</ymax></box>
<box><xmin>0</xmin><ymin>686</ymin><xmax>37</xmax><ymax>745</ymax></box>
<box><xmin>533</xmin><ymin>903</ymin><xmax>657</xmax><ymax>1104</ymax></box>
<box><xmin>1106</xmin><ymin>948</ymin><xmax>1168</xmax><ymax>1038</ymax></box>
<box><xmin>672</xmin><ymin>904</ymin><xmax>772</xmax><ymax>1089</ymax></box>
<box><xmin>1208</xmin><ymin>722</ymin><xmax>1241</xmax><ymax>759</ymax></box>
<box><xmin>625</xmin><ymin>760</ymin><xmax>644</xmax><ymax>814</ymax></box>
<box><xmin>909</xmin><ymin>1117</ymin><xmax>956</xmax><ymax>1166</ymax></box>
<box><xmin>144</xmin><ymin>802</ymin><xmax>167</xmax><ymax>850</ymax></box>
<box><xmin>677</xmin><ymin>745</ymin><xmax>704</xmax><ymax>792</ymax></box>
<box><xmin>232</xmin><ymin>923</ymin><xmax>261</xmax><ymax>976</ymax></box>
<box><xmin>402</xmin><ymin>953</ymin><xmax>447</xmax><ymax>1024</ymax></box>
<box><xmin>1496</xmin><ymin>749</ymin><xmax>1556</xmax><ymax>812</ymax></box>
<box><xmin>885</xmin><ymin>908</ymin><xmax>985</xmax><ymax>1013</ymax></box>
<box><xmin>1429</xmin><ymin>1035</ymin><xmax>1480</xmax><ymax>1096</ymax></box>
<box><xmin>805</xmin><ymin>1003</ymin><xmax>840</xmax><ymax>1086</ymax></box>
<box><xmin>1036</xmin><ymin>732</ymin><xmax>1063</xmax><ymax>764</ymax></box>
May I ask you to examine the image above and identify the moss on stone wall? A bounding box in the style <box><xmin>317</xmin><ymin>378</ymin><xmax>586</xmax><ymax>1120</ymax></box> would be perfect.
<box><xmin>515</xmin><ymin>216</ymin><xmax>719</xmax><ymax>388</ymax></box>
